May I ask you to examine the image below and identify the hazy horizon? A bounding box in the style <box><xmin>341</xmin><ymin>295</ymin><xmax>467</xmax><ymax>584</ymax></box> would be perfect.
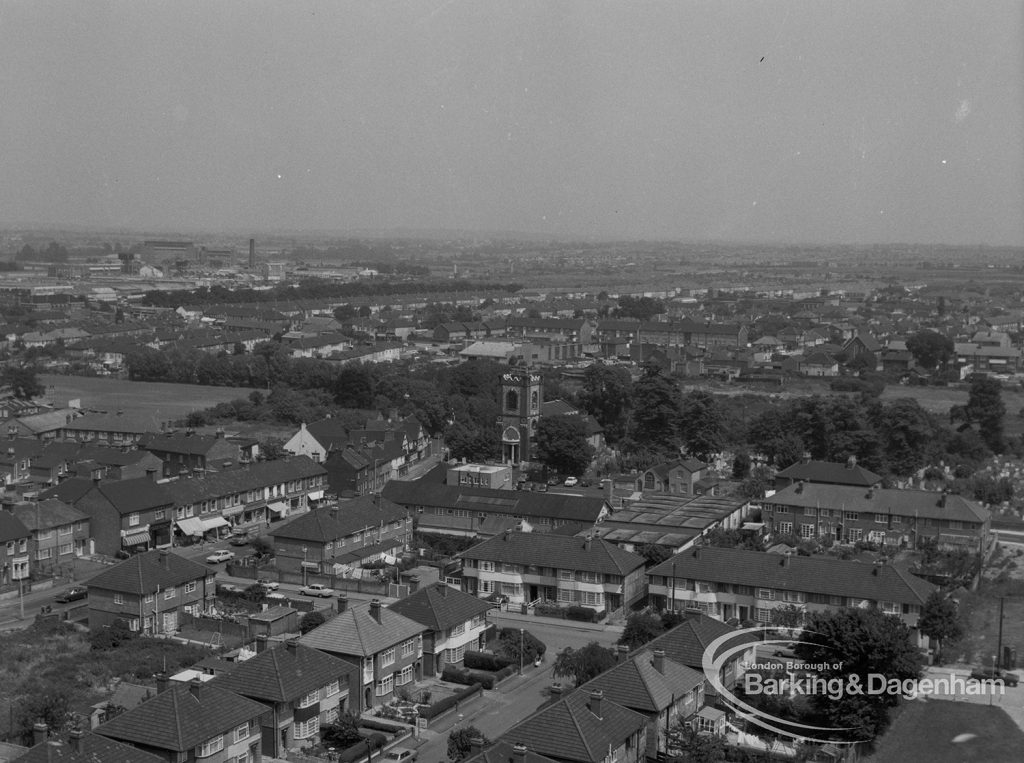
<box><xmin>2</xmin><ymin>1</ymin><xmax>1021</xmax><ymax>247</ymax></box>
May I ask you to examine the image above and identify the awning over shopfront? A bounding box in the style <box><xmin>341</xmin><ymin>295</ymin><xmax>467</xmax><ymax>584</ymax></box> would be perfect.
<box><xmin>122</xmin><ymin>531</ymin><xmax>151</xmax><ymax>546</ymax></box>
<box><xmin>175</xmin><ymin>517</ymin><xmax>205</xmax><ymax>537</ymax></box>
<box><xmin>307</xmin><ymin>490</ymin><xmax>324</xmax><ymax>501</ymax></box>
<box><xmin>267</xmin><ymin>501</ymin><xmax>288</xmax><ymax>516</ymax></box>
<box><xmin>200</xmin><ymin>516</ymin><xmax>230</xmax><ymax>532</ymax></box>
<box><xmin>223</xmin><ymin>505</ymin><xmax>246</xmax><ymax>517</ymax></box>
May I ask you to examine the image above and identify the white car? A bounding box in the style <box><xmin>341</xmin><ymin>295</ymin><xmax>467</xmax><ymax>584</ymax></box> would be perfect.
<box><xmin>255</xmin><ymin>578</ymin><xmax>280</xmax><ymax>591</ymax></box>
<box><xmin>563</xmin><ymin>476</ymin><xmax>579</xmax><ymax>487</ymax></box>
<box><xmin>384</xmin><ymin>749</ymin><xmax>418</xmax><ymax>763</ymax></box>
<box><xmin>300</xmin><ymin>584</ymin><xmax>334</xmax><ymax>598</ymax></box>
<box><xmin>206</xmin><ymin>550</ymin><xmax>235</xmax><ymax>564</ymax></box>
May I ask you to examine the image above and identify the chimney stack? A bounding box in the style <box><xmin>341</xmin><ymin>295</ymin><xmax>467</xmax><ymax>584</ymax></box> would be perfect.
<box><xmin>33</xmin><ymin>721</ymin><xmax>47</xmax><ymax>746</ymax></box>
<box><xmin>160</xmin><ymin>548</ymin><xmax>170</xmax><ymax>569</ymax></box>
<box><xmin>512</xmin><ymin>743</ymin><xmax>529</xmax><ymax>763</ymax></box>
<box><xmin>408</xmin><ymin>576</ymin><xmax>419</xmax><ymax>593</ymax></box>
<box><xmin>802</xmin><ymin>451</ymin><xmax>811</xmax><ymax>465</ymax></box>
<box><xmin>584</xmin><ymin>534</ymin><xmax>592</xmax><ymax>552</ymax></box>
<box><xmin>286</xmin><ymin>638</ymin><xmax>298</xmax><ymax>653</ymax></box>
<box><xmin>866</xmin><ymin>487</ymin><xmax>874</xmax><ymax>499</ymax></box>
<box><xmin>652</xmin><ymin>649</ymin><xmax>665</xmax><ymax>674</ymax></box>
<box><xmin>255</xmin><ymin>635</ymin><xmax>268</xmax><ymax>654</ymax></box>
<box><xmin>249</xmin><ymin>238</ymin><xmax>256</xmax><ymax>269</ymax></box>
<box><xmin>155</xmin><ymin>672</ymin><xmax>169</xmax><ymax>693</ymax></box>
<box><xmin>189</xmin><ymin>677</ymin><xmax>203</xmax><ymax>698</ymax></box>
<box><xmin>146</xmin><ymin>467</ymin><xmax>157</xmax><ymax>482</ymax></box>
<box><xmin>504</xmin><ymin>529</ymin><xmax>512</xmax><ymax>542</ymax></box>
<box><xmin>846</xmin><ymin>455</ymin><xmax>857</xmax><ymax>469</ymax></box>
<box><xmin>617</xmin><ymin>644</ymin><xmax>630</xmax><ymax>662</ymax></box>
<box><xmin>589</xmin><ymin>690</ymin><xmax>604</xmax><ymax>719</ymax></box>
<box><xmin>782</xmin><ymin>555</ymin><xmax>791</xmax><ymax>567</ymax></box>
<box><xmin>369</xmin><ymin>599</ymin><xmax>382</xmax><ymax>623</ymax></box>
<box><xmin>68</xmin><ymin>725</ymin><xmax>85</xmax><ymax>753</ymax></box>
<box><xmin>337</xmin><ymin>594</ymin><xmax>348</xmax><ymax>614</ymax></box>
<box><xmin>795</xmin><ymin>480</ymin><xmax>804</xmax><ymax>494</ymax></box>
<box><xmin>469</xmin><ymin>737</ymin><xmax>485</xmax><ymax>755</ymax></box>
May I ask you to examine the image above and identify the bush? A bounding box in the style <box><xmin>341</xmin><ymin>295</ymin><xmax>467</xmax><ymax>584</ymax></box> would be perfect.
<box><xmin>463</xmin><ymin>651</ymin><xmax>512</xmax><ymax>671</ymax></box>
<box><xmin>441</xmin><ymin>665</ymin><xmax>496</xmax><ymax>690</ymax></box>
<box><xmin>299</xmin><ymin>610</ymin><xmax>327</xmax><ymax>634</ymax></box>
<box><xmin>495</xmin><ymin>665</ymin><xmax>514</xmax><ymax>680</ymax></box>
<box><xmin>358</xmin><ymin>718</ymin><xmax>407</xmax><ymax>733</ymax></box>
<box><xmin>419</xmin><ymin>684</ymin><xmax>482</xmax><ymax>720</ymax></box>
<box><xmin>565</xmin><ymin>606</ymin><xmax>597</xmax><ymax>623</ymax></box>
<box><xmin>336</xmin><ymin>733</ymin><xmax>387</xmax><ymax>763</ymax></box>
<box><xmin>534</xmin><ymin>603</ymin><xmax>564</xmax><ymax>618</ymax></box>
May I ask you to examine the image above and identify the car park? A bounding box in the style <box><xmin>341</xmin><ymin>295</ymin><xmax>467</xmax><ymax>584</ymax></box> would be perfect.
<box><xmin>55</xmin><ymin>586</ymin><xmax>88</xmax><ymax>603</ymax></box>
<box><xmin>300</xmin><ymin>583</ymin><xmax>334</xmax><ymax>597</ymax></box>
<box><xmin>206</xmin><ymin>550</ymin><xmax>235</xmax><ymax>564</ymax></box>
<box><xmin>970</xmin><ymin>667</ymin><xmax>1020</xmax><ymax>686</ymax></box>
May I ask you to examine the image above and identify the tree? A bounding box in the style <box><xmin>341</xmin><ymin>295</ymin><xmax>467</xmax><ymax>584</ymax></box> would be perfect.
<box><xmin>259</xmin><ymin>437</ymin><xmax>287</xmax><ymax>460</ymax></box>
<box><xmin>576</xmin><ymin>364</ymin><xmax>632</xmax><ymax>444</ymax></box>
<box><xmin>906</xmin><ymin>330</ymin><xmax>954</xmax><ymax>370</ymax></box>
<box><xmin>664</xmin><ymin>722</ymin><xmax>726</xmax><ymax>762</ymax></box>
<box><xmin>535</xmin><ymin>415</ymin><xmax>594</xmax><ymax>476</ymax></box>
<box><xmin>732</xmin><ymin>451</ymin><xmax>751</xmax><ymax>479</ymax></box>
<box><xmin>629</xmin><ymin>365</ymin><xmax>681</xmax><ymax>457</ymax></box>
<box><xmin>322</xmin><ymin>712</ymin><xmax>363</xmax><ymax>748</ymax></box>
<box><xmin>299</xmin><ymin>610</ymin><xmax>327</xmax><ymax>635</ymax></box>
<box><xmin>614</xmin><ymin>295</ymin><xmax>666</xmax><ymax>322</ymax></box>
<box><xmin>618</xmin><ymin>611</ymin><xmax>665</xmax><ymax>650</ymax></box>
<box><xmin>678</xmin><ymin>390</ymin><xmax>725</xmax><ymax>461</ymax></box>
<box><xmin>448</xmin><ymin>726</ymin><xmax>491</xmax><ymax>762</ymax></box>
<box><xmin>2</xmin><ymin>365</ymin><xmax>45</xmax><ymax>399</ymax></box>
<box><xmin>552</xmin><ymin>642</ymin><xmax>617</xmax><ymax>686</ymax></box>
<box><xmin>496</xmin><ymin>628</ymin><xmax>545</xmax><ymax>665</ymax></box>
<box><xmin>917</xmin><ymin>591</ymin><xmax>963</xmax><ymax>661</ymax></box>
<box><xmin>795</xmin><ymin>608</ymin><xmax>922</xmax><ymax>740</ymax></box>
<box><xmin>14</xmin><ymin>681</ymin><xmax>72</xmax><ymax>745</ymax></box>
<box><xmin>951</xmin><ymin>376</ymin><xmax>1006</xmax><ymax>453</ymax></box>
<box><xmin>637</xmin><ymin>543</ymin><xmax>673</xmax><ymax>567</ymax></box>
<box><xmin>770</xmin><ymin>603</ymin><xmax>805</xmax><ymax>631</ymax></box>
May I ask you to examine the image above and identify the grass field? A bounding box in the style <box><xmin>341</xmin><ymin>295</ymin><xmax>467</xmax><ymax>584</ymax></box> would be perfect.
<box><xmin>40</xmin><ymin>374</ymin><xmax>259</xmax><ymax>421</ymax></box>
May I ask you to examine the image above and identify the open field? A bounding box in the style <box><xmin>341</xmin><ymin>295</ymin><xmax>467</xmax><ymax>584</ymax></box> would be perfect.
<box><xmin>40</xmin><ymin>374</ymin><xmax>259</xmax><ymax>422</ymax></box>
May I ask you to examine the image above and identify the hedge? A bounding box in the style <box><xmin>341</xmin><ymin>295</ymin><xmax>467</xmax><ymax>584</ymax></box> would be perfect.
<box><xmin>442</xmin><ymin>665</ymin><xmax>497</xmax><ymax>690</ymax></box>
<box><xmin>565</xmin><ymin>606</ymin><xmax>605</xmax><ymax>622</ymax></box>
<box><xmin>336</xmin><ymin>733</ymin><xmax>387</xmax><ymax>763</ymax></box>
<box><xmin>358</xmin><ymin>718</ymin><xmax>407</xmax><ymax>733</ymax></box>
<box><xmin>464</xmin><ymin>650</ymin><xmax>513</xmax><ymax>671</ymax></box>
<box><xmin>419</xmin><ymin>683</ymin><xmax>483</xmax><ymax>720</ymax></box>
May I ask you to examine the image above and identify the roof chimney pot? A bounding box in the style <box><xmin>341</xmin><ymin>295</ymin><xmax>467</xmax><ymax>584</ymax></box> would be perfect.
<box><xmin>589</xmin><ymin>689</ymin><xmax>604</xmax><ymax>719</ymax></box>
<box><xmin>369</xmin><ymin>598</ymin><xmax>382</xmax><ymax>623</ymax></box>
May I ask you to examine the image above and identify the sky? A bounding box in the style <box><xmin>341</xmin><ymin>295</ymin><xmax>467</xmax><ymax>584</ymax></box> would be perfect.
<box><xmin>0</xmin><ymin>1</ymin><xmax>1021</xmax><ymax>246</ymax></box>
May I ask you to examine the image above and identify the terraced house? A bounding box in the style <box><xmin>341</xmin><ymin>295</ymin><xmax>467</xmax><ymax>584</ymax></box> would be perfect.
<box><xmin>763</xmin><ymin>482</ymin><xmax>991</xmax><ymax>551</ymax></box>
<box><xmin>460</xmin><ymin>531</ymin><xmax>646</xmax><ymax>616</ymax></box>
<box><xmin>647</xmin><ymin>546</ymin><xmax>937</xmax><ymax>645</ymax></box>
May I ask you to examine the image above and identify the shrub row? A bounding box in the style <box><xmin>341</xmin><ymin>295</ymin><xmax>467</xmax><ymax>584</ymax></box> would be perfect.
<box><xmin>565</xmin><ymin>605</ymin><xmax>601</xmax><ymax>622</ymax></box>
<box><xmin>532</xmin><ymin>604</ymin><xmax>605</xmax><ymax>623</ymax></box>
<box><xmin>337</xmin><ymin>733</ymin><xmax>387</xmax><ymax>763</ymax></box>
<box><xmin>419</xmin><ymin>683</ymin><xmax>482</xmax><ymax>720</ymax></box>
<box><xmin>463</xmin><ymin>650</ymin><xmax>512</xmax><ymax>671</ymax></box>
<box><xmin>358</xmin><ymin>718</ymin><xmax>406</xmax><ymax>733</ymax></box>
<box><xmin>442</xmin><ymin>665</ymin><xmax>496</xmax><ymax>689</ymax></box>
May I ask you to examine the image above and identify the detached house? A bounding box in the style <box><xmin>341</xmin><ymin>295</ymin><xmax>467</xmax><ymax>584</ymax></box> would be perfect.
<box><xmin>211</xmin><ymin>638</ymin><xmax>358</xmax><ymax>758</ymax></box>
<box><xmin>298</xmin><ymin>598</ymin><xmax>425</xmax><ymax>713</ymax></box>
<box><xmin>388</xmin><ymin>582</ymin><xmax>493</xmax><ymax>676</ymax></box>
<box><xmin>95</xmin><ymin>679</ymin><xmax>266</xmax><ymax>763</ymax></box>
<box><xmin>86</xmin><ymin>548</ymin><xmax>215</xmax><ymax>634</ymax></box>
<box><xmin>460</xmin><ymin>531</ymin><xmax>646</xmax><ymax>616</ymax></box>
<box><xmin>637</xmin><ymin>459</ymin><xmax>713</xmax><ymax>497</ymax></box>
<box><xmin>19</xmin><ymin>725</ymin><xmax>164</xmax><ymax>763</ymax></box>
<box><xmin>647</xmin><ymin>547</ymin><xmax>937</xmax><ymax>645</ymax></box>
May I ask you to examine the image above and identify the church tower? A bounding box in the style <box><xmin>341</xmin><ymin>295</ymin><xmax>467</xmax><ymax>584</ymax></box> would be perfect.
<box><xmin>499</xmin><ymin>368</ymin><xmax>542</xmax><ymax>465</ymax></box>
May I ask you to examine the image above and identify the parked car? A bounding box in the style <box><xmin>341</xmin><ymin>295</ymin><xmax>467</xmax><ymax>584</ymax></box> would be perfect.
<box><xmin>563</xmin><ymin>476</ymin><xmax>579</xmax><ymax>487</ymax></box>
<box><xmin>255</xmin><ymin>578</ymin><xmax>280</xmax><ymax>591</ymax></box>
<box><xmin>206</xmin><ymin>550</ymin><xmax>235</xmax><ymax>564</ymax></box>
<box><xmin>546</xmin><ymin>475</ymin><xmax>561</xmax><ymax>486</ymax></box>
<box><xmin>55</xmin><ymin>586</ymin><xmax>88</xmax><ymax>603</ymax></box>
<box><xmin>228</xmin><ymin>535</ymin><xmax>251</xmax><ymax>547</ymax></box>
<box><xmin>970</xmin><ymin>667</ymin><xmax>1020</xmax><ymax>686</ymax></box>
<box><xmin>383</xmin><ymin>748</ymin><xmax>418</xmax><ymax>763</ymax></box>
<box><xmin>300</xmin><ymin>583</ymin><xmax>334</xmax><ymax>598</ymax></box>
<box><xmin>486</xmin><ymin>592</ymin><xmax>510</xmax><ymax>605</ymax></box>
<box><xmin>217</xmin><ymin>582</ymin><xmax>243</xmax><ymax>595</ymax></box>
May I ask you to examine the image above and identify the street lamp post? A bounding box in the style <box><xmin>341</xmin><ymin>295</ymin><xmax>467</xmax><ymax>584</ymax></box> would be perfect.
<box><xmin>302</xmin><ymin>546</ymin><xmax>308</xmax><ymax>587</ymax></box>
<box><xmin>996</xmin><ymin>596</ymin><xmax>1005</xmax><ymax>669</ymax></box>
<box><xmin>519</xmin><ymin>628</ymin><xmax>524</xmax><ymax>675</ymax></box>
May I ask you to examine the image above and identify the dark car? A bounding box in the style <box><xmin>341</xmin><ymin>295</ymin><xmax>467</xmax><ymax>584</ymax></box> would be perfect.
<box><xmin>970</xmin><ymin>667</ymin><xmax>1020</xmax><ymax>686</ymax></box>
<box><xmin>55</xmin><ymin>586</ymin><xmax>88</xmax><ymax>603</ymax></box>
<box><xmin>486</xmin><ymin>592</ymin><xmax>509</xmax><ymax>605</ymax></box>
<box><xmin>228</xmin><ymin>535</ymin><xmax>251</xmax><ymax>547</ymax></box>
<box><xmin>546</xmin><ymin>475</ymin><xmax>561</xmax><ymax>486</ymax></box>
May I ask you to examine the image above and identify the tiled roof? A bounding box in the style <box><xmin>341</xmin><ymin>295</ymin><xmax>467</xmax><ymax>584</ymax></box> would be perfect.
<box><xmin>465</xmin><ymin>741</ymin><xmax>559</xmax><ymax>763</ymax></box>
<box><xmin>775</xmin><ymin>460</ymin><xmax>881</xmax><ymax>487</ymax></box>
<box><xmin>19</xmin><ymin>730</ymin><xmax>165</xmax><ymax>762</ymax></box>
<box><xmin>641</xmin><ymin>613</ymin><xmax>759</xmax><ymax>671</ymax></box>
<box><xmin>211</xmin><ymin>640</ymin><xmax>357</xmax><ymax>703</ymax></box>
<box><xmin>298</xmin><ymin>600</ymin><xmax>424</xmax><ymax>658</ymax></box>
<box><xmin>387</xmin><ymin>582</ymin><xmax>492</xmax><ymax>632</ymax></box>
<box><xmin>381</xmin><ymin>481</ymin><xmax>607</xmax><ymax>523</ymax></box>
<box><xmin>460</xmin><ymin>532</ymin><xmax>645</xmax><ymax>576</ymax></box>
<box><xmin>0</xmin><ymin>510</ymin><xmax>30</xmax><ymax>542</ymax></box>
<box><xmin>94</xmin><ymin>681</ymin><xmax>265</xmax><ymax>752</ymax></box>
<box><xmin>501</xmin><ymin>689</ymin><xmax>647</xmax><ymax>763</ymax></box>
<box><xmin>97</xmin><ymin>478</ymin><xmax>174</xmax><ymax>514</ymax></box>
<box><xmin>11</xmin><ymin>498</ymin><xmax>88</xmax><ymax>530</ymax></box>
<box><xmin>39</xmin><ymin>477</ymin><xmax>94</xmax><ymax>504</ymax></box>
<box><xmin>87</xmin><ymin>549</ymin><xmax>211</xmax><ymax>595</ymax></box>
<box><xmin>266</xmin><ymin>497</ymin><xmax>407</xmax><ymax>543</ymax></box>
<box><xmin>769</xmin><ymin>482</ymin><xmax>989</xmax><ymax>523</ymax></box>
<box><xmin>584</xmin><ymin>650</ymin><xmax>704</xmax><ymax>713</ymax></box>
<box><xmin>648</xmin><ymin>546</ymin><xmax>936</xmax><ymax>606</ymax></box>
<box><xmin>139</xmin><ymin>433</ymin><xmax>229</xmax><ymax>456</ymax></box>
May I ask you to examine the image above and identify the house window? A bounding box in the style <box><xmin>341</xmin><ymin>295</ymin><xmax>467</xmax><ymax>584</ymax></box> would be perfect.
<box><xmin>844</xmin><ymin>512</ymin><xmax>859</xmax><ymax>521</ymax></box>
<box><xmin>113</xmin><ymin>593</ymin><xmax>124</xmax><ymax>605</ymax></box>
<box><xmin>154</xmin><ymin>510</ymin><xmax>165</xmax><ymax>520</ymax></box>
<box><xmin>581</xmin><ymin>590</ymin><xmax>603</xmax><ymax>606</ymax></box>
<box><xmin>557</xmin><ymin>588</ymin><xmax>575</xmax><ymax>603</ymax></box>
<box><xmin>380</xmin><ymin>647</ymin><xmax>396</xmax><ymax>668</ymax></box>
<box><xmin>58</xmin><ymin>525</ymin><xmax>72</xmax><ymax>536</ymax></box>
<box><xmin>144</xmin><ymin>594</ymin><xmax>153</xmax><ymax>603</ymax></box>
<box><xmin>803</xmin><ymin>507</ymin><xmax>816</xmax><ymax>516</ymax></box>
<box><xmin>479</xmin><ymin>561</ymin><xmax>494</xmax><ymax>573</ymax></box>
<box><xmin>757</xmin><ymin>589</ymin><xmax>775</xmax><ymax>600</ymax></box>
<box><xmin>848</xmin><ymin>528</ymin><xmax>863</xmax><ymax>542</ymax></box>
<box><xmin>500</xmin><ymin>582</ymin><xmax>521</xmax><ymax>596</ymax></box>
<box><xmin>450</xmin><ymin>622</ymin><xmax>465</xmax><ymax>637</ymax></box>
<box><xmin>35</xmin><ymin>548</ymin><xmax>52</xmax><ymax>560</ymax></box>
<box><xmin>325</xmin><ymin>680</ymin><xmax>340</xmax><ymax>697</ymax></box>
<box><xmin>402</xmin><ymin>639</ymin><xmax>416</xmax><ymax>657</ymax></box>
<box><xmin>6</xmin><ymin>541</ymin><xmax>14</xmax><ymax>555</ymax></box>
<box><xmin>800</xmin><ymin>524</ymin><xmax>815</xmax><ymax>539</ymax></box>
<box><xmin>323</xmin><ymin>706</ymin><xmax>339</xmax><ymax>725</ymax></box>
<box><xmin>298</xmin><ymin>689</ymin><xmax>319</xmax><ymax>708</ymax></box>
<box><xmin>164</xmin><ymin>587</ymin><xmax>175</xmax><ymax>600</ymax></box>
<box><xmin>559</xmin><ymin>569</ymin><xmax>573</xmax><ymax>581</ymax></box>
<box><xmin>479</xmin><ymin>580</ymin><xmax>493</xmax><ymax>594</ymax></box>
<box><xmin>782</xmin><ymin>591</ymin><xmax>805</xmax><ymax>604</ymax></box>
<box><xmin>128</xmin><ymin>513</ymin><xmax>140</xmax><ymax>527</ymax></box>
<box><xmin>294</xmin><ymin>716</ymin><xmax>320</xmax><ymax>739</ymax></box>
<box><xmin>376</xmin><ymin>674</ymin><xmax>394</xmax><ymax>697</ymax></box>
<box><xmin>197</xmin><ymin>735</ymin><xmax>224</xmax><ymax>757</ymax></box>
<box><xmin>881</xmin><ymin>601</ymin><xmax>900</xmax><ymax>615</ymax></box>
<box><xmin>777</xmin><ymin>522</ymin><xmax>793</xmax><ymax>535</ymax></box>
<box><xmin>874</xmin><ymin>514</ymin><xmax>887</xmax><ymax>524</ymax></box>
<box><xmin>446</xmin><ymin>644</ymin><xmax>466</xmax><ymax>664</ymax></box>
<box><xmin>949</xmin><ymin>520</ymin><xmax>963</xmax><ymax>530</ymax></box>
<box><xmin>185</xmin><ymin>581</ymin><xmax>196</xmax><ymax>594</ymax></box>
<box><xmin>755</xmin><ymin>608</ymin><xmax>772</xmax><ymax>623</ymax></box>
<box><xmin>579</xmin><ymin>571</ymin><xmax>598</xmax><ymax>584</ymax></box>
<box><xmin>58</xmin><ymin>543</ymin><xmax>73</xmax><ymax>556</ymax></box>
<box><xmin>397</xmin><ymin>665</ymin><xmax>414</xmax><ymax>685</ymax></box>
<box><xmin>234</xmin><ymin>723</ymin><xmax>250</xmax><ymax>743</ymax></box>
